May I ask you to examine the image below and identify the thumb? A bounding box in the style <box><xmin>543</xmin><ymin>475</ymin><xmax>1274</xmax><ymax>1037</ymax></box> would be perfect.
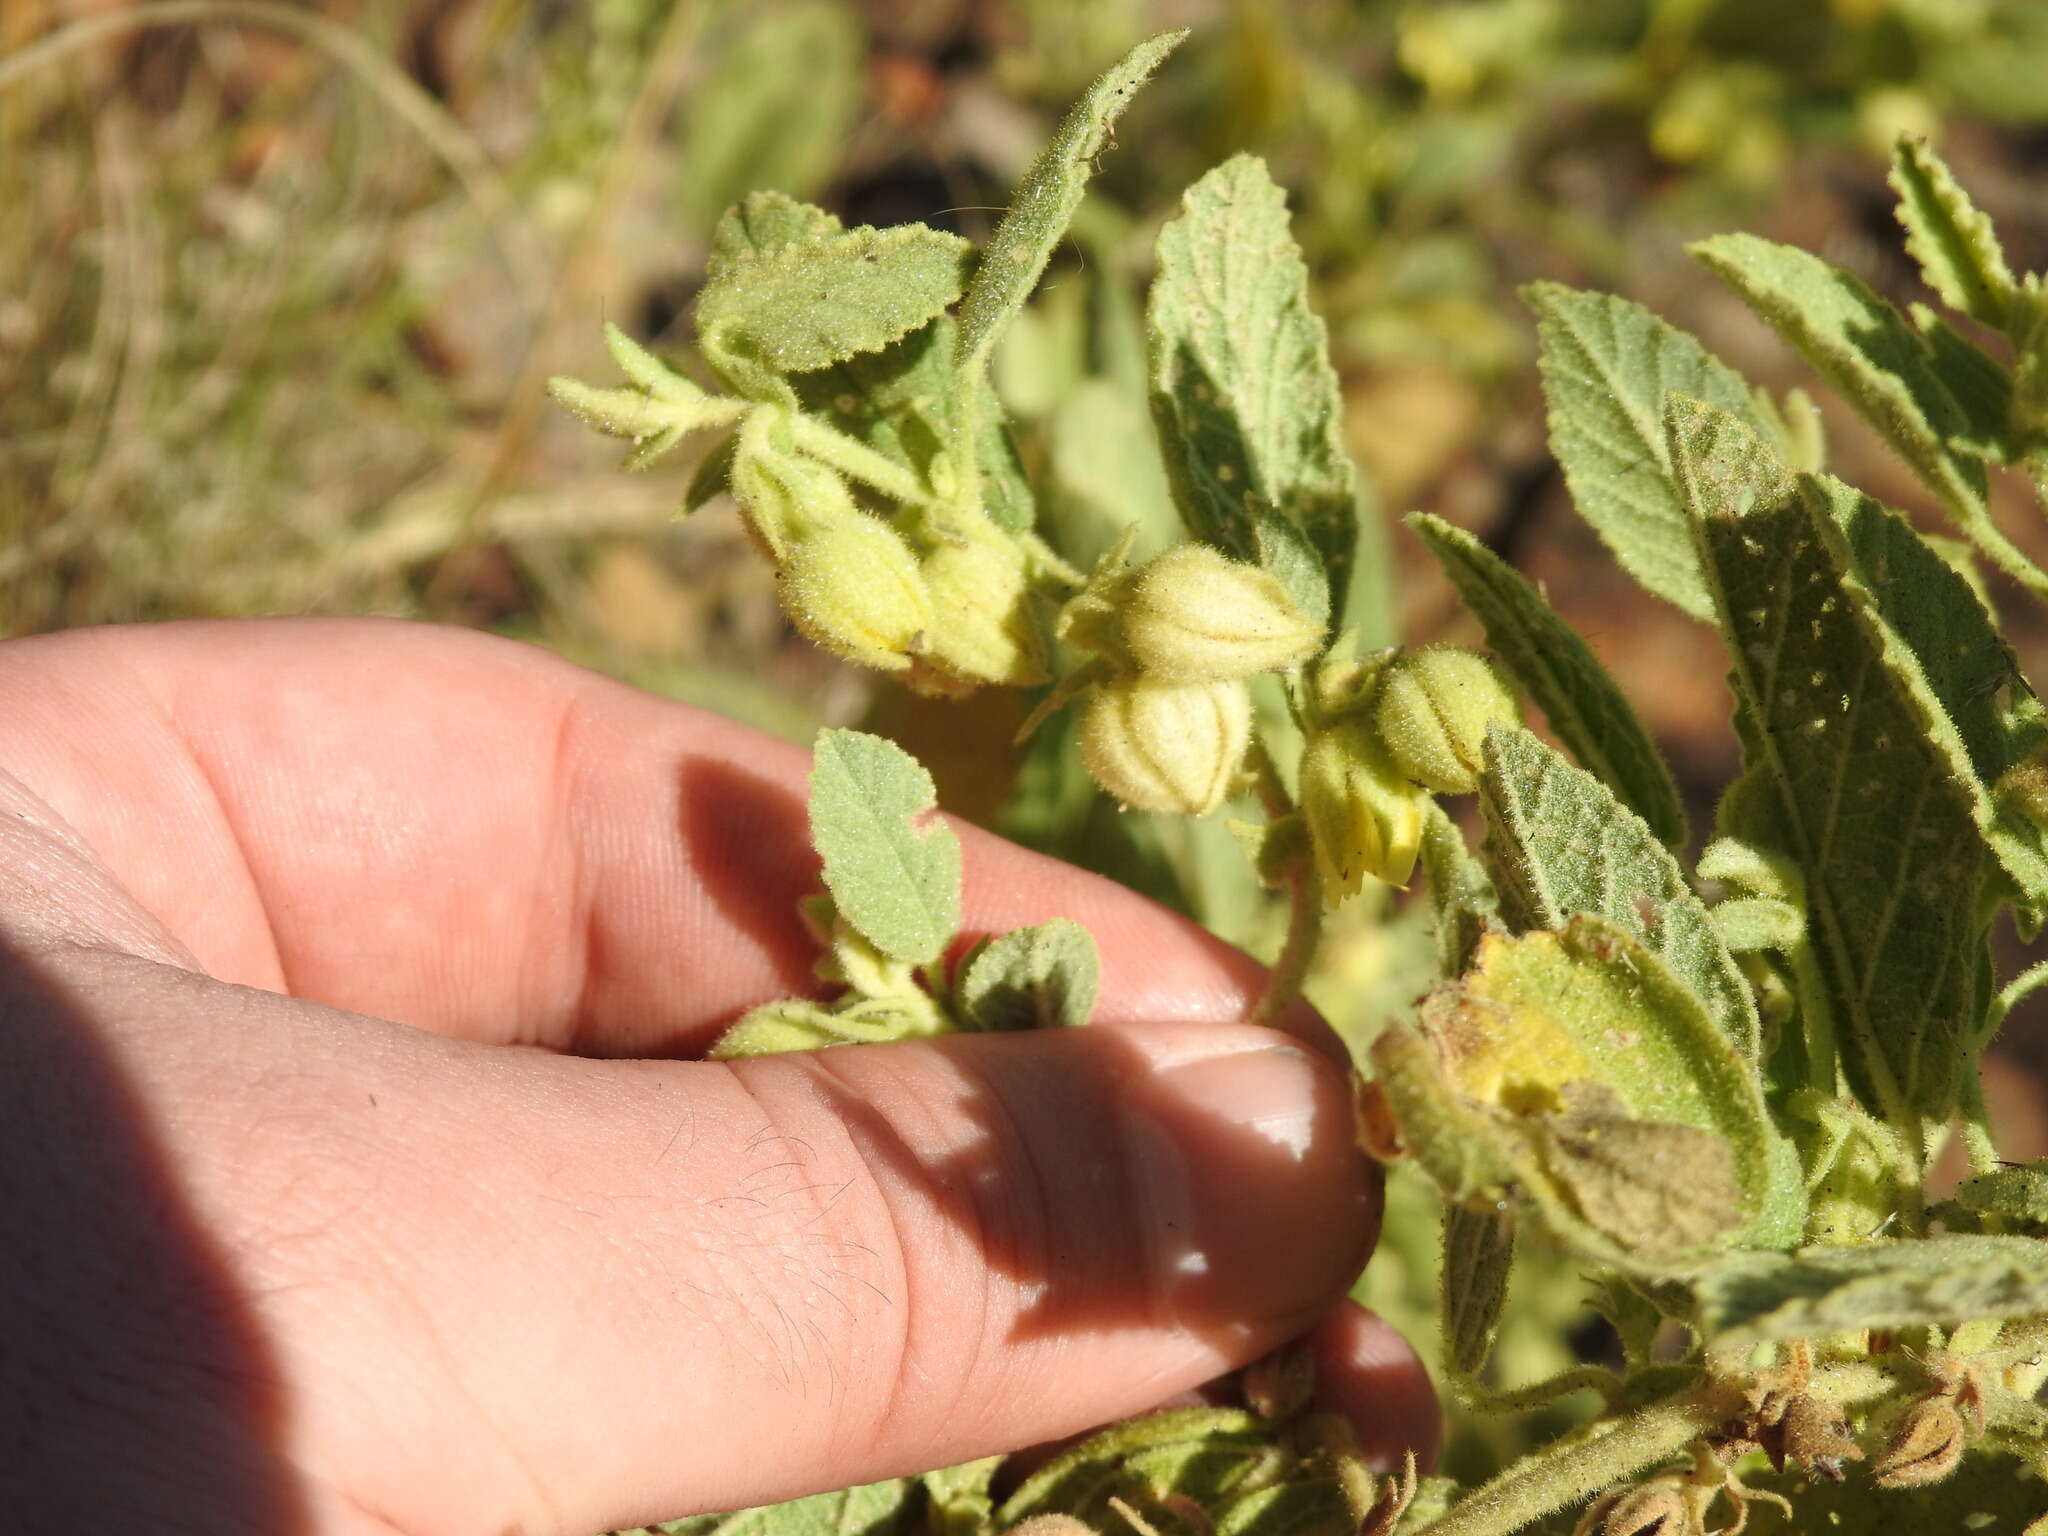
<box><xmin>325</xmin><ymin>1017</ymin><xmax>1376</xmax><ymax>1534</ymax></box>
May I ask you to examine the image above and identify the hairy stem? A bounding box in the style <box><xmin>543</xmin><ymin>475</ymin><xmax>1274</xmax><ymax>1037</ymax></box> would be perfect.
<box><xmin>1959</xmin><ymin>1062</ymin><xmax>2001</xmax><ymax>1177</ymax></box>
<box><xmin>1245</xmin><ymin>738</ymin><xmax>1323</xmax><ymax>1029</ymax></box>
<box><xmin>788</xmin><ymin>414</ymin><xmax>941</xmax><ymax>510</ymax></box>
<box><xmin>1410</xmin><ymin>1388</ymin><xmax>1739</xmax><ymax>1536</ymax></box>
<box><xmin>1455</xmin><ymin>1365</ymin><xmax>1622</xmax><ymax>1417</ymax></box>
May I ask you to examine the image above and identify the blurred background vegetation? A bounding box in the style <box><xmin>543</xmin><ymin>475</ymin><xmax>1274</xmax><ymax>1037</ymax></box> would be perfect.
<box><xmin>6</xmin><ymin>0</ymin><xmax>2048</xmax><ymax>1482</ymax></box>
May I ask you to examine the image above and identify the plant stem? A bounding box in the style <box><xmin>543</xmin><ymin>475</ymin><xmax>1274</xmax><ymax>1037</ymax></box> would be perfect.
<box><xmin>1456</xmin><ymin>1365</ymin><xmax>1621</xmax><ymax>1416</ymax></box>
<box><xmin>1959</xmin><ymin>1061</ymin><xmax>2001</xmax><ymax>1177</ymax></box>
<box><xmin>1245</xmin><ymin>737</ymin><xmax>1323</xmax><ymax>1029</ymax></box>
<box><xmin>1253</xmin><ymin>850</ymin><xmax>1324</xmax><ymax>1030</ymax></box>
<box><xmin>1409</xmin><ymin>1389</ymin><xmax>1739</xmax><ymax>1536</ymax></box>
<box><xmin>788</xmin><ymin>415</ymin><xmax>940</xmax><ymax>511</ymax></box>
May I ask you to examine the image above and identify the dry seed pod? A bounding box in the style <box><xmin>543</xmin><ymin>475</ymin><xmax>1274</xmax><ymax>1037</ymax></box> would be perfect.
<box><xmin>1776</xmin><ymin>1394</ymin><xmax>1861</xmax><ymax>1475</ymax></box>
<box><xmin>1081</xmin><ymin>675</ymin><xmax>1251</xmax><ymax>816</ymax></box>
<box><xmin>775</xmin><ymin>515</ymin><xmax>933</xmax><ymax>672</ymax></box>
<box><xmin>1121</xmin><ymin>544</ymin><xmax>1322</xmax><ymax>682</ymax></box>
<box><xmin>1873</xmin><ymin>1397</ymin><xmax>1966</xmax><ymax>1488</ymax></box>
<box><xmin>1299</xmin><ymin>718</ymin><xmax>1427</xmax><ymax>896</ymax></box>
<box><xmin>1371</xmin><ymin>645</ymin><xmax>1519</xmax><ymax>794</ymax></box>
<box><xmin>917</xmin><ymin>527</ymin><xmax>1049</xmax><ymax>688</ymax></box>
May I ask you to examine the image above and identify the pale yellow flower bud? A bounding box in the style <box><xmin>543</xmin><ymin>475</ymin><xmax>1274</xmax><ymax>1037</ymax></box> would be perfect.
<box><xmin>915</xmin><ymin>527</ymin><xmax>1049</xmax><ymax>689</ymax></box>
<box><xmin>775</xmin><ymin>515</ymin><xmax>933</xmax><ymax>672</ymax></box>
<box><xmin>1372</xmin><ymin>645</ymin><xmax>1519</xmax><ymax>794</ymax></box>
<box><xmin>1121</xmin><ymin>544</ymin><xmax>1323</xmax><ymax>682</ymax></box>
<box><xmin>1300</xmin><ymin>719</ymin><xmax>1427</xmax><ymax>897</ymax></box>
<box><xmin>1081</xmin><ymin>675</ymin><xmax>1251</xmax><ymax>816</ymax></box>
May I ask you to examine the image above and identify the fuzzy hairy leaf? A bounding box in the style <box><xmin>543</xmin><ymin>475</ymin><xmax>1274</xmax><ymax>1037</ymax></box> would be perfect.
<box><xmin>1525</xmin><ymin>282</ymin><xmax>1761</xmax><ymax>620</ymax></box>
<box><xmin>1479</xmin><ymin>727</ymin><xmax>1758</xmax><ymax>1062</ymax></box>
<box><xmin>1890</xmin><ymin>136</ymin><xmax>2016</xmax><ymax>331</ymax></box>
<box><xmin>1686</xmin><ymin>1234</ymin><xmax>2048</xmax><ymax>1345</ymax></box>
<box><xmin>797</xmin><ymin>317</ymin><xmax>959</xmax><ymax>495</ymax></box>
<box><xmin>1746</xmin><ymin>1452</ymin><xmax>2047</xmax><ymax>1534</ymax></box>
<box><xmin>955</xmin><ymin>30</ymin><xmax>1186</xmax><ymax>381</ymax></box>
<box><xmin>1382</xmin><ymin>918</ymin><xmax>1798</xmax><ymax>1266</ymax></box>
<box><xmin>1689</xmin><ymin>233</ymin><xmax>2048</xmax><ymax>596</ymax></box>
<box><xmin>1411</xmin><ymin>513</ymin><xmax>1684</xmax><ymax>846</ymax></box>
<box><xmin>708</xmin><ymin>190</ymin><xmax>843</xmax><ymax>277</ymax></box>
<box><xmin>997</xmin><ymin>1409</ymin><xmax>1276</xmax><ymax>1526</ymax></box>
<box><xmin>1442</xmin><ymin>1204</ymin><xmax>1514</xmax><ymax>1380</ymax></box>
<box><xmin>1801</xmin><ymin>470</ymin><xmax>2048</xmax><ymax>908</ymax></box>
<box><xmin>1148</xmin><ymin>154</ymin><xmax>1358</xmax><ymax>624</ymax></box>
<box><xmin>1915</xmin><ymin>304</ymin><xmax>2020</xmax><ymax>463</ymax></box>
<box><xmin>1670</xmin><ymin>397</ymin><xmax>1991</xmax><ymax>1127</ymax></box>
<box><xmin>955</xmin><ymin>919</ymin><xmax>1099</xmax><ymax>1031</ymax></box>
<box><xmin>1933</xmin><ymin>1159</ymin><xmax>2048</xmax><ymax>1235</ymax></box>
<box><xmin>698</xmin><ymin>224</ymin><xmax>975</xmax><ymax>376</ymax></box>
<box><xmin>809</xmin><ymin>730</ymin><xmax>962</xmax><ymax>966</ymax></box>
<box><xmin>625</xmin><ymin>1477</ymin><xmax>918</xmax><ymax>1536</ymax></box>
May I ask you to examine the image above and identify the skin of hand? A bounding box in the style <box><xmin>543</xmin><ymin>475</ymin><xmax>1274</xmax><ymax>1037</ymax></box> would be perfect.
<box><xmin>0</xmin><ymin>618</ymin><xmax>1438</xmax><ymax>1536</ymax></box>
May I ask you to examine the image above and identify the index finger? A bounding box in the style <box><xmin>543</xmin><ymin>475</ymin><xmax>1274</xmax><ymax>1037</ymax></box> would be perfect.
<box><xmin>0</xmin><ymin>618</ymin><xmax>1333</xmax><ymax>1057</ymax></box>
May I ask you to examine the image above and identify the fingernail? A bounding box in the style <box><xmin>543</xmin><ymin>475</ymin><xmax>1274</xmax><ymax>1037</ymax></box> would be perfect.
<box><xmin>1117</xmin><ymin>1032</ymin><xmax>1374</xmax><ymax>1333</ymax></box>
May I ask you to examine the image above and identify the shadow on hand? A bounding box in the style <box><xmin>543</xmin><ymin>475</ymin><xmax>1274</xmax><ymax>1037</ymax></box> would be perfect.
<box><xmin>0</xmin><ymin>933</ymin><xmax>306</xmax><ymax>1530</ymax></box>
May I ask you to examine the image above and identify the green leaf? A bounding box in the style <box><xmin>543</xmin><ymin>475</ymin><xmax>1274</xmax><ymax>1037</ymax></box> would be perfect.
<box><xmin>1147</xmin><ymin>153</ymin><xmax>1358</xmax><ymax>625</ymax></box>
<box><xmin>997</xmin><ymin>1408</ymin><xmax>1276</xmax><ymax>1527</ymax></box>
<box><xmin>954</xmin><ymin>30</ymin><xmax>1187</xmax><ymax>383</ymax></box>
<box><xmin>1801</xmin><ymin>470</ymin><xmax>2048</xmax><ymax>909</ymax></box>
<box><xmin>1933</xmin><ymin>1159</ymin><xmax>2048</xmax><ymax>1236</ymax></box>
<box><xmin>698</xmin><ymin>224</ymin><xmax>976</xmax><ymax>376</ymax></box>
<box><xmin>1889</xmin><ymin>135</ymin><xmax>2016</xmax><ymax>332</ymax></box>
<box><xmin>1442</xmin><ymin>1204</ymin><xmax>1514</xmax><ymax>1380</ymax></box>
<box><xmin>954</xmin><ymin>919</ymin><xmax>1099</xmax><ymax>1031</ymax></box>
<box><xmin>1525</xmin><ymin>282</ymin><xmax>1761</xmax><ymax>621</ymax></box>
<box><xmin>708</xmin><ymin>190</ymin><xmax>843</xmax><ymax>279</ymax></box>
<box><xmin>1379</xmin><ymin>917</ymin><xmax>1799</xmax><ymax>1267</ymax></box>
<box><xmin>796</xmin><ymin>317</ymin><xmax>960</xmax><ymax>499</ymax></box>
<box><xmin>921</xmin><ymin>1457</ymin><xmax>1004</xmax><ymax>1536</ymax></box>
<box><xmin>1409</xmin><ymin>512</ymin><xmax>1685</xmax><ymax>846</ymax></box>
<box><xmin>709</xmin><ymin>999</ymin><xmax>919</xmax><ymax>1058</ymax></box>
<box><xmin>1745</xmin><ymin>1452</ymin><xmax>2048</xmax><ymax>1534</ymax></box>
<box><xmin>1689</xmin><ymin>233</ymin><xmax>2048</xmax><ymax>598</ymax></box>
<box><xmin>1685</xmin><ymin>1234</ymin><xmax>2048</xmax><ymax>1346</ymax></box>
<box><xmin>1669</xmin><ymin>397</ymin><xmax>1995</xmax><ymax>1128</ymax></box>
<box><xmin>677</xmin><ymin>4</ymin><xmax>864</xmax><ymax>234</ymax></box>
<box><xmin>971</xmin><ymin>374</ymin><xmax>1038</xmax><ymax>533</ymax></box>
<box><xmin>604</xmin><ymin>322</ymin><xmax>701</xmax><ymax>402</ymax></box>
<box><xmin>1479</xmin><ymin>727</ymin><xmax>1758</xmax><ymax>1063</ymax></box>
<box><xmin>1914</xmin><ymin>303</ymin><xmax>2019</xmax><ymax>463</ymax></box>
<box><xmin>808</xmin><ymin>729</ymin><xmax>962</xmax><ymax>966</ymax></box>
<box><xmin>640</xmin><ymin>1479</ymin><xmax>918</xmax><ymax>1536</ymax></box>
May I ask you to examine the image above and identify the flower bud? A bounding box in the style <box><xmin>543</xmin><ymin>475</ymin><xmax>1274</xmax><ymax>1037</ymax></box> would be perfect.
<box><xmin>1873</xmin><ymin>1397</ymin><xmax>1966</xmax><ymax>1488</ymax></box>
<box><xmin>915</xmin><ymin>526</ymin><xmax>1049</xmax><ymax>689</ymax></box>
<box><xmin>1300</xmin><ymin>719</ymin><xmax>1427</xmax><ymax>897</ymax></box>
<box><xmin>1081</xmin><ymin>676</ymin><xmax>1251</xmax><ymax>816</ymax></box>
<box><xmin>1121</xmin><ymin>544</ymin><xmax>1323</xmax><ymax>682</ymax></box>
<box><xmin>775</xmin><ymin>514</ymin><xmax>933</xmax><ymax>672</ymax></box>
<box><xmin>1372</xmin><ymin>646</ymin><xmax>1519</xmax><ymax>794</ymax></box>
<box><xmin>729</xmin><ymin>413</ymin><xmax>851</xmax><ymax>558</ymax></box>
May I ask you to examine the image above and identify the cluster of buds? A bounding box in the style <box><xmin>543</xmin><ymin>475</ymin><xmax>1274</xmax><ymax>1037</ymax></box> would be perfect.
<box><xmin>1056</xmin><ymin>540</ymin><xmax>1324</xmax><ymax>816</ymax></box>
<box><xmin>1299</xmin><ymin>645</ymin><xmax>1519</xmax><ymax>899</ymax></box>
<box><xmin>730</xmin><ymin>411</ymin><xmax>1048</xmax><ymax>691</ymax></box>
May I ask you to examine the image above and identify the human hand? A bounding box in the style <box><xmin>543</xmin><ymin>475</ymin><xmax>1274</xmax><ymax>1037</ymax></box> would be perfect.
<box><xmin>0</xmin><ymin>619</ymin><xmax>1435</xmax><ymax>1535</ymax></box>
